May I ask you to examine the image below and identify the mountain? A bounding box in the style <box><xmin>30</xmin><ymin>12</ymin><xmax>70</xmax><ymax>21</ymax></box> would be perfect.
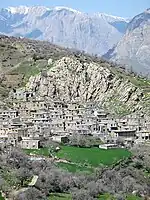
<box><xmin>106</xmin><ymin>9</ymin><xmax>150</xmax><ymax>76</ymax></box>
<box><xmin>0</xmin><ymin>35</ymin><xmax>149</xmax><ymax>116</ymax></box>
<box><xmin>0</xmin><ymin>6</ymin><xmax>129</xmax><ymax>55</ymax></box>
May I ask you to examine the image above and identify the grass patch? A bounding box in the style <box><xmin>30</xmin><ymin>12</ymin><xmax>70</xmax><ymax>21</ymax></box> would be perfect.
<box><xmin>49</xmin><ymin>193</ymin><xmax>142</xmax><ymax>200</ymax></box>
<box><xmin>98</xmin><ymin>194</ymin><xmax>142</xmax><ymax>200</ymax></box>
<box><xmin>109</xmin><ymin>67</ymin><xmax>150</xmax><ymax>88</ymax></box>
<box><xmin>24</xmin><ymin>146</ymin><xmax>131</xmax><ymax>173</ymax></box>
<box><xmin>126</xmin><ymin>195</ymin><xmax>142</xmax><ymax>200</ymax></box>
<box><xmin>56</xmin><ymin>146</ymin><xmax>131</xmax><ymax>167</ymax></box>
<box><xmin>10</xmin><ymin>61</ymin><xmax>40</xmax><ymax>80</ymax></box>
<box><xmin>56</xmin><ymin>162</ymin><xmax>94</xmax><ymax>173</ymax></box>
<box><xmin>49</xmin><ymin>193</ymin><xmax>72</xmax><ymax>200</ymax></box>
<box><xmin>99</xmin><ymin>193</ymin><xmax>115</xmax><ymax>200</ymax></box>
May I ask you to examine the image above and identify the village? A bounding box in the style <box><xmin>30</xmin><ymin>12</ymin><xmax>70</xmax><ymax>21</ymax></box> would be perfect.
<box><xmin>0</xmin><ymin>81</ymin><xmax>149</xmax><ymax>151</ymax></box>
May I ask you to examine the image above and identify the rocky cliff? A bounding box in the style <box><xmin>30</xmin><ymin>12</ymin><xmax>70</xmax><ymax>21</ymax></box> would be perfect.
<box><xmin>107</xmin><ymin>9</ymin><xmax>150</xmax><ymax>76</ymax></box>
<box><xmin>25</xmin><ymin>56</ymin><xmax>150</xmax><ymax>116</ymax></box>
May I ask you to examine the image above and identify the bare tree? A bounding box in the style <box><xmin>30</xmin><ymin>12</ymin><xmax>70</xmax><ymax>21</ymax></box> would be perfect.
<box><xmin>15</xmin><ymin>188</ymin><xmax>46</xmax><ymax>200</ymax></box>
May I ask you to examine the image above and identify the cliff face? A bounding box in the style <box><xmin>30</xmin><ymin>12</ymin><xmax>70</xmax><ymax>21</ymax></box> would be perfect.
<box><xmin>0</xmin><ymin>6</ymin><xmax>128</xmax><ymax>56</ymax></box>
<box><xmin>108</xmin><ymin>9</ymin><xmax>150</xmax><ymax>76</ymax></box>
<box><xmin>26</xmin><ymin>56</ymin><xmax>150</xmax><ymax>116</ymax></box>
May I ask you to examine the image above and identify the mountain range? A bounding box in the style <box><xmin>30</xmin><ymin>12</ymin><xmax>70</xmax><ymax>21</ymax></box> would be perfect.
<box><xmin>0</xmin><ymin>6</ymin><xmax>149</xmax><ymax>75</ymax></box>
<box><xmin>0</xmin><ymin>6</ymin><xmax>129</xmax><ymax>55</ymax></box>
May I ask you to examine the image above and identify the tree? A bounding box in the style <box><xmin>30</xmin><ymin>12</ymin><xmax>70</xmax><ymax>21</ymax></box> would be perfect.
<box><xmin>72</xmin><ymin>189</ymin><xmax>94</xmax><ymax>200</ymax></box>
<box><xmin>15</xmin><ymin>188</ymin><xmax>46</xmax><ymax>200</ymax></box>
<box><xmin>16</xmin><ymin>167</ymin><xmax>32</xmax><ymax>186</ymax></box>
<box><xmin>0</xmin><ymin>176</ymin><xmax>4</xmax><ymax>189</ymax></box>
<box><xmin>7</xmin><ymin>149</ymin><xmax>30</xmax><ymax>169</ymax></box>
<box><xmin>86</xmin><ymin>181</ymin><xmax>100</xmax><ymax>197</ymax></box>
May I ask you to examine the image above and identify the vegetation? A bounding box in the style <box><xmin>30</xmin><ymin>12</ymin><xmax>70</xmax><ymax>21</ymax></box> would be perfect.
<box><xmin>56</xmin><ymin>162</ymin><xmax>93</xmax><ymax>173</ymax></box>
<box><xmin>10</xmin><ymin>61</ymin><xmax>40</xmax><ymax>81</ymax></box>
<box><xmin>0</xmin><ymin>35</ymin><xmax>150</xmax><ymax>199</ymax></box>
<box><xmin>1</xmin><ymin>144</ymin><xmax>150</xmax><ymax>200</ymax></box>
<box><xmin>0</xmin><ymin>35</ymin><xmax>149</xmax><ymax>117</ymax></box>
<box><xmin>68</xmin><ymin>135</ymin><xmax>103</xmax><ymax>147</ymax></box>
<box><xmin>49</xmin><ymin>193</ymin><xmax>72</xmax><ymax>200</ymax></box>
<box><xmin>99</xmin><ymin>193</ymin><xmax>116</xmax><ymax>200</ymax></box>
<box><xmin>98</xmin><ymin>194</ymin><xmax>142</xmax><ymax>200</ymax></box>
<box><xmin>0</xmin><ymin>193</ymin><xmax>4</xmax><ymax>200</ymax></box>
<box><xmin>24</xmin><ymin>147</ymin><xmax>50</xmax><ymax>157</ymax></box>
<box><xmin>56</xmin><ymin>146</ymin><xmax>131</xmax><ymax>167</ymax></box>
<box><xmin>24</xmin><ymin>146</ymin><xmax>131</xmax><ymax>173</ymax></box>
<box><xmin>126</xmin><ymin>195</ymin><xmax>142</xmax><ymax>200</ymax></box>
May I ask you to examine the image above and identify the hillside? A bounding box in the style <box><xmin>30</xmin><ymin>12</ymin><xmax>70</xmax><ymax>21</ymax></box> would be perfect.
<box><xmin>0</xmin><ymin>6</ymin><xmax>129</xmax><ymax>55</ymax></box>
<box><xmin>106</xmin><ymin>9</ymin><xmax>150</xmax><ymax>76</ymax></box>
<box><xmin>0</xmin><ymin>35</ymin><xmax>149</xmax><ymax>116</ymax></box>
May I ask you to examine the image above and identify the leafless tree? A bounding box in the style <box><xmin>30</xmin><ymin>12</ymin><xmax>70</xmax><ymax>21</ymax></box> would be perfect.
<box><xmin>15</xmin><ymin>188</ymin><xmax>46</xmax><ymax>200</ymax></box>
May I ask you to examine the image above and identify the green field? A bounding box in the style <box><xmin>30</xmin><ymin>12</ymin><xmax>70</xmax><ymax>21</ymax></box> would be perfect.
<box><xmin>56</xmin><ymin>146</ymin><xmax>131</xmax><ymax>167</ymax></box>
<box><xmin>24</xmin><ymin>146</ymin><xmax>131</xmax><ymax>172</ymax></box>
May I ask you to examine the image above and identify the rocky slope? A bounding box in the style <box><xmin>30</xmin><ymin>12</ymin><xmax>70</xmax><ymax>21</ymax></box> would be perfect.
<box><xmin>0</xmin><ymin>6</ymin><xmax>129</xmax><ymax>55</ymax></box>
<box><xmin>0</xmin><ymin>35</ymin><xmax>149</xmax><ymax>116</ymax></box>
<box><xmin>25</xmin><ymin>56</ymin><xmax>150</xmax><ymax>116</ymax></box>
<box><xmin>106</xmin><ymin>9</ymin><xmax>150</xmax><ymax>76</ymax></box>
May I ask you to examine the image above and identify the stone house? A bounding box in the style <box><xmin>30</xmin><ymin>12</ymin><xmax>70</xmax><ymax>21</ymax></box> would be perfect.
<box><xmin>51</xmin><ymin>135</ymin><xmax>69</xmax><ymax>143</ymax></box>
<box><xmin>20</xmin><ymin>137</ymin><xmax>40</xmax><ymax>149</ymax></box>
<box><xmin>112</xmin><ymin>129</ymin><xmax>136</xmax><ymax>139</ymax></box>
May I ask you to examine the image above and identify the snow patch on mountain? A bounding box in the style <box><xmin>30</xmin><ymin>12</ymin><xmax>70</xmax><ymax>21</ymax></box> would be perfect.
<box><xmin>0</xmin><ymin>6</ymin><xmax>129</xmax><ymax>55</ymax></box>
<box><xmin>97</xmin><ymin>13</ymin><xmax>130</xmax><ymax>23</ymax></box>
<box><xmin>7</xmin><ymin>6</ymin><xmax>30</xmax><ymax>14</ymax></box>
<box><xmin>53</xmin><ymin>6</ymin><xmax>82</xmax><ymax>14</ymax></box>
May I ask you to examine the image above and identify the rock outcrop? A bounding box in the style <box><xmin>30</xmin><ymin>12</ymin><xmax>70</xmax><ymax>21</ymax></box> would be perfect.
<box><xmin>26</xmin><ymin>56</ymin><xmax>149</xmax><ymax>116</ymax></box>
<box><xmin>0</xmin><ymin>35</ymin><xmax>148</xmax><ymax>116</ymax></box>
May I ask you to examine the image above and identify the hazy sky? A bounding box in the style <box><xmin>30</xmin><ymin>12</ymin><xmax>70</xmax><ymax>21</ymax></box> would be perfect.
<box><xmin>0</xmin><ymin>0</ymin><xmax>149</xmax><ymax>17</ymax></box>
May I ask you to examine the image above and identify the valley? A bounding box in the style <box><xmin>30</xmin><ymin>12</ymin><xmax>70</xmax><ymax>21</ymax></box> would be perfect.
<box><xmin>0</xmin><ymin>3</ymin><xmax>149</xmax><ymax>200</ymax></box>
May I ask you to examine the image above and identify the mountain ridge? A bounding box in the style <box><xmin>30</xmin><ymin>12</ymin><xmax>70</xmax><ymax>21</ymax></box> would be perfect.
<box><xmin>6</xmin><ymin>5</ymin><xmax>129</xmax><ymax>21</ymax></box>
<box><xmin>0</xmin><ymin>5</ymin><xmax>129</xmax><ymax>55</ymax></box>
<box><xmin>106</xmin><ymin>9</ymin><xmax>150</xmax><ymax>77</ymax></box>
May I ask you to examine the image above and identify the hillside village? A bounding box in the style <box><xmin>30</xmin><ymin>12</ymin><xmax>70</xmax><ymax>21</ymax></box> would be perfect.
<box><xmin>0</xmin><ymin>4</ymin><xmax>150</xmax><ymax>200</ymax></box>
<box><xmin>0</xmin><ymin>35</ymin><xmax>148</xmax><ymax>153</ymax></box>
<box><xmin>0</xmin><ymin>68</ymin><xmax>149</xmax><ymax>150</ymax></box>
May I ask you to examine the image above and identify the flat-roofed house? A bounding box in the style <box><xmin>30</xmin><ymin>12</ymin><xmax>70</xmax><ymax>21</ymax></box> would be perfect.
<box><xmin>20</xmin><ymin>137</ymin><xmax>40</xmax><ymax>149</ymax></box>
<box><xmin>112</xmin><ymin>129</ymin><xmax>136</xmax><ymax>139</ymax></box>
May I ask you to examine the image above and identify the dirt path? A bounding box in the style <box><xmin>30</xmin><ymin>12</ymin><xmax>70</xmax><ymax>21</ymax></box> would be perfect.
<box><xmin>9</xmin><ymin>175</ymin><xmax>39</xmax><ymax>199</ymax></box>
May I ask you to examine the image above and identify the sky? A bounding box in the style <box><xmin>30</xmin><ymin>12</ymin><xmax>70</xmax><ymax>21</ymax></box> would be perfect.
<box><xmin>0</xmin><ymin>0</ymin><xmax>149</xmax><ymax>18</ymax></box>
